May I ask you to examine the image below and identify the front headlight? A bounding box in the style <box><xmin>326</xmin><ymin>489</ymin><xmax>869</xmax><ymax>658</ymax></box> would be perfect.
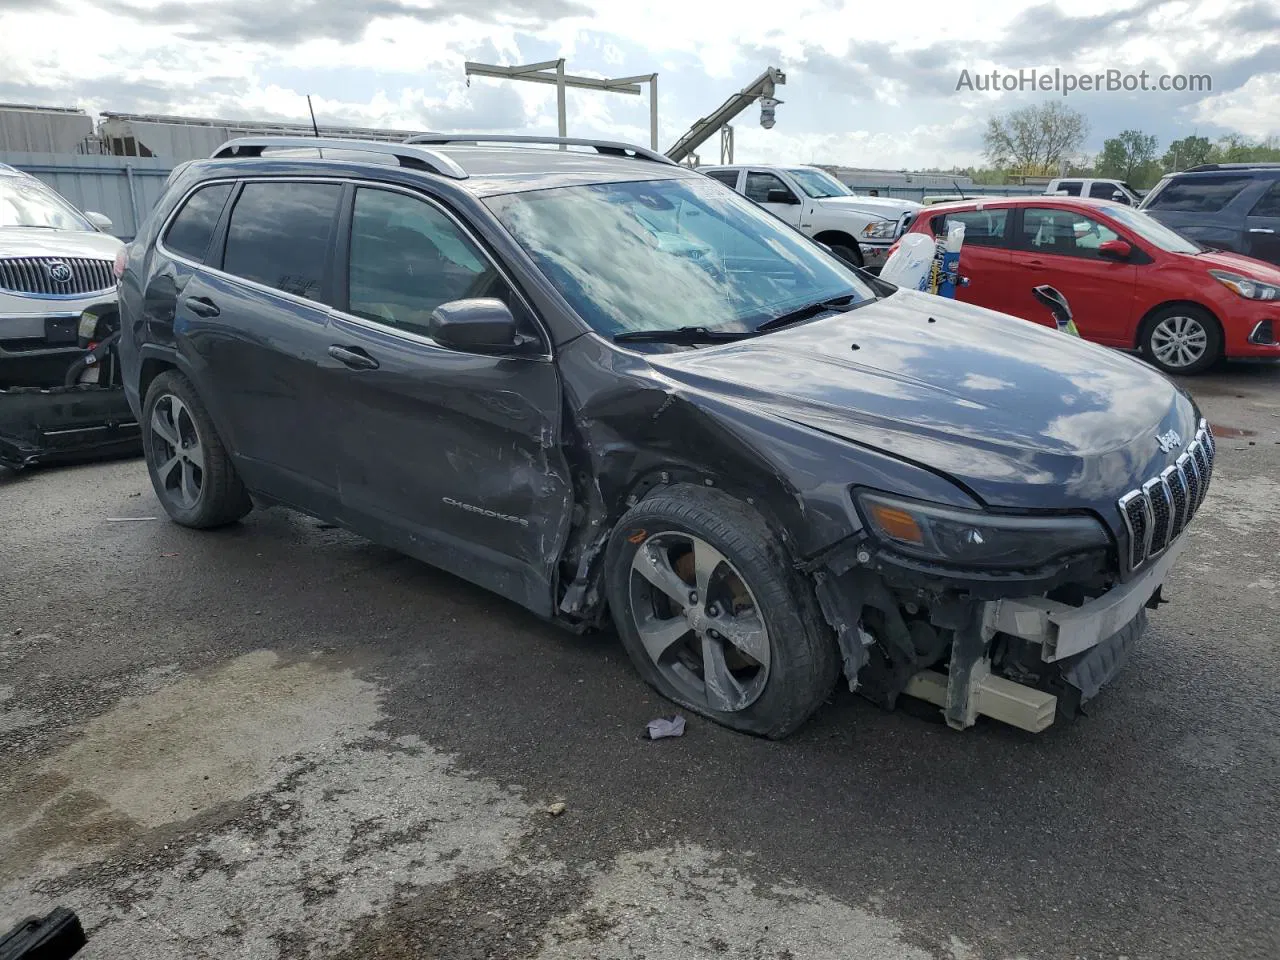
<box><xmin>855</xmin><ymin>491</ymin><xmax>1110</xmax><ymax>570</ymax></box>
<box><xmin>862</xmin><ymin>220</ymin><xmax>897</xmax><ymax>240</ymax></box>
<box><xmin>1209</xmin><ymin>269</ymin><xmax>1279</xmax><ymax>301</ymax></box>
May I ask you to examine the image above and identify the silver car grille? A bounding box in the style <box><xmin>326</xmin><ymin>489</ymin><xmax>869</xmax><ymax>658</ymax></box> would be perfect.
<box><xmin>1118</xmin><ymin>419</ymin><xmax>1215</xmax><ymax>571</ymax></box>
<box><xmin>0</xmin><ymin>257</ymin><xmax>115</xmax><ymax>297</ymax></box>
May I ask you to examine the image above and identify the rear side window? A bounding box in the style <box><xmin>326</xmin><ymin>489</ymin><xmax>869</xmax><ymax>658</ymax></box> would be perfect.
<box><xmin>1144</xmin><ymin>175</ymin><xmax>1254</xmax><ymax>213</ymax></box>
<box><xmin>1250</xmin><ymin>181</ymin><xmax>1280</xmax><ymax>218</ymax></box>
<box><xmin>221</xmin><ymin>182</ymin><xmax>342</xmax><ymax>301</ymax></box>
<box><xmin>163</xmin><ymin>183</ymin><xmax>232</xmax><ymax>263</ymax></box>
<box><xmin>704</xmin><ymin>170</ymin><xmax>739</xmax><ymax>189</ymax></box>
<box><xmin>1055</xmin><ymin>181</ymin><xmax>1082</xmax><ymax>196</ymax></box>
<box><xmin>931</xmin><ymin>208</ymin><xmax>1009</xmax><ymax>246</ymax></box>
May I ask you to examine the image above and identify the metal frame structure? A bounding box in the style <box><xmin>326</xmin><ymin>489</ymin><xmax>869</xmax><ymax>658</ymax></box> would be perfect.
<box><xmin>464</xmin><ymin>60</ymin><xmax>659</xmax><ymax>151</ymax></box>
<box><xmin>665</xmin><ymin>67</ymin><xmax>785</xmax><ymax>165</ymax></box>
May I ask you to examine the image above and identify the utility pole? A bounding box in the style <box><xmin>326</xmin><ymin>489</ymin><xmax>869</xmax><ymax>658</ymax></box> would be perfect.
<box><xmin>464</xmin><ymin>60</ymin><xmax>660</xmax><ymax>150</ymax></box>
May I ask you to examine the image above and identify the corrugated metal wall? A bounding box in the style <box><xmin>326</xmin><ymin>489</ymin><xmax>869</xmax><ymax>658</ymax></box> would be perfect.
<box><xmin>0</xmin><ymin>151</ymin><xmax>174</xmax><ymax>241</ymax></box>
<box><xmin>0</xmin><ymin>105</ymin><xmax>95</xmax><ymax>153</ymax></box>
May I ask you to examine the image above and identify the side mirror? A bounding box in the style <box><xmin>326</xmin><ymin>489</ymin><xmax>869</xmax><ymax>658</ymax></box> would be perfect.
<box><xmin>85</xmin><ymin>211</ymin><xmax>113</xmax><ymax>231</ymax></box>
<box><xmin>1097</xmin><ymin>239</ymin><xmax>1133</xmax><ymax>261</ymax></box>
<box><xmin>428</xmin><ymin>298</ymin><xmax>523</xmax><ymax>353</ymax></box>
<box><xmin>765</xmin><ymin>189</ymin><xmax>799</xmax><ymax>205</ymax></box>
<box><xmin>1111</xmin><ymin>192</ymin><xmax>1131</xmax><ymax>206</ymax></box>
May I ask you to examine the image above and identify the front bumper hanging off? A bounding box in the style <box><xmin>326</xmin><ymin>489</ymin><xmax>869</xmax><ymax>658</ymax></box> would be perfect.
<box><xmin>905</xmin><ymin>538</ymin><xmax>1189</xmax><ymax>732</ymax></box>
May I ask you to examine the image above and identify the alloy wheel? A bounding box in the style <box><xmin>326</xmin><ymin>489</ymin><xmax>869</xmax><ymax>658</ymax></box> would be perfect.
<box><xmin>1150</xmin><ymin>314</ymin><xmax>1209</xmax><ymax>369</ymax></box>
<box><xmin>628</xmin><ymin>532</ymin><xmax>771</xmax><ymax>713</ymax></box>
<box><xmin>149</xmin><ymin>394</ymin><xmax>205</xmax><ymax>510</ymax></box>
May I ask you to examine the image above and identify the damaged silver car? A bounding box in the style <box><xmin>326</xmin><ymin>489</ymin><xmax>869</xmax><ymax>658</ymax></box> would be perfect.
<box><xmin>117</xmin><ymin>136</ymin><xmax>1213</xmax><ymax>738</ymax></box>
<box><xmin>0</xmin><ymin>164</ymin><xmax>137</xmax><ymax>469</ymax></box>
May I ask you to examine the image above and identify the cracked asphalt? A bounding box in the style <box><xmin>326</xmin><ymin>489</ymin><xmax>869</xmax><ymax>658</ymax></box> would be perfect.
<box><xmin>2</xmin><ymin>361</ymin><xmax>1278</xmax><ymax>960</ymax></box>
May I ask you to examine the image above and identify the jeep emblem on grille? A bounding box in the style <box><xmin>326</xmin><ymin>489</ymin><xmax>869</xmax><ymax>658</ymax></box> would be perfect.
<box><xmin>1155</xmin><ymin>429</ymin><xmax>1182</xmax><ymax>453</ymax></box>
<box><xmin>46</xmin><ymin>261</ymin><xmax>72</xmax><ymax>284</ymax></box>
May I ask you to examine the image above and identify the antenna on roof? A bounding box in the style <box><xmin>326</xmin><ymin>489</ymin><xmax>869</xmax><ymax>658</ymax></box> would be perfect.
<box><xmin>305</xmin><ymin>96</ymin><xmax>320</xmax><ymax>137</ymax></box>
<box><xmin>952</xmin><ymin>178</ymin><xmax>968</xmax><ymax>200</ymax></box>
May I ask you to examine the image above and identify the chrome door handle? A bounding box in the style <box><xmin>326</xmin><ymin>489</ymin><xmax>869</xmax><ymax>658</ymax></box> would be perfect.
<box><xmin>1248</xmin><ymin>228</ymin><xmax>1276</xmax><ymax>234</ymax></box>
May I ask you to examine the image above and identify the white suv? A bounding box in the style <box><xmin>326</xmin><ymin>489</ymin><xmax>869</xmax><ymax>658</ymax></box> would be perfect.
<box><xmin>700</xmin><ymin>164</ymin><xmax>921</xmax><ymax>271</ymax></box>
<box><xmin>0</xmin><ymin>163</ymin><xmax>123</xmax><ymax>389</ymax></box>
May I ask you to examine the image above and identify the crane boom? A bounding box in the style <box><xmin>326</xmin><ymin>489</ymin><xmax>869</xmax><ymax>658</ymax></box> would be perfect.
<box><xmin>665</xmin><ymin>67</ymin><xmax>785</xmax><ymax>164</ymax></box>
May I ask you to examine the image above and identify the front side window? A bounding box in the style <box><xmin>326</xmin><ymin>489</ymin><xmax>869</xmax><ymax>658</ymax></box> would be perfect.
<box><xmin>1089</xmin><ymin>182</ymin><xmax>1119</xmax><ymax>199</ymax></box>
<box><xmin>743</xmin><ymin>172</ymin><xmax>794</xmax><ymax>204</ymax></box>
<box><xmin>932</xmin><ymin>208</ymin><xmax>1009</xmax><ymax>246</ymax></box>
<box><xmin>785</xmin><ymin>168</ymin><xmax>852</xmax><ymax>199</ymax></box>
<box><xmin>1143</xmin><ymin>175</ymin><xmax>1253</xmax><ymax>212</ymax></box>
<box><xmin>1019</xmin><ymin>207</ymin><xmax>1120</xmax><ymax>258</ymax></box>
<box><xmin>487</xmin><ymin>176</ymin><xmax>876</xmax><ymax>338</ymax></box>
<box><xmin>347</xmin><ymin>187</ymin><xmax>509</xmax><ymax>337</ymax></box>
<box><xmin>1055</xmin><ymin>181</ymin><xmax>1082</xmax><ymax>196</ymax></box>
<box><xmin>0</xmin><ymin>175</ymin><xmax>91</xmax><ymax>231</ymax></box>
<box><xmin>221</xmin><ymin>181</ymin><xmax>342</xmax><ymax>301</ymax></box>
<box><xmin>163</xmin><ymin>183</ymin><xmax>233</xmax><ymax>263</ymax></box>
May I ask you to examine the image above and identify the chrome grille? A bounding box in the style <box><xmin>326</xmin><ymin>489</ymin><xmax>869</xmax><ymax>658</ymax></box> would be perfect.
<box><xmin>0</xmin><ymin>257</ymin><xmax>115</xmax><ymax>296</ymax></box>
<box><xmin>1118</xmin><ymin>419</ymin><xmax>1215</xmax><ymax>571</ymax></box>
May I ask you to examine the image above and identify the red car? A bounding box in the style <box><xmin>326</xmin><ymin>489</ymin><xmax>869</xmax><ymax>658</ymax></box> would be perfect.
<box><xmin>897</xmin><ymin>196</ymin><xmax>1280</xmax><ymax>374</ymax></box>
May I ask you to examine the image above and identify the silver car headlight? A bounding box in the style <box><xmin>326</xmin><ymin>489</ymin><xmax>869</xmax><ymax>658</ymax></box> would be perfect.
<box><xmin>855</xmin><ymin>491</ymin><xmax>1110</xmax><ymax>569</ymax></box>
<box><xmin>861</xmin><ymin>220</ymin><xmax>898</xmax><ymax>241</ymax></box>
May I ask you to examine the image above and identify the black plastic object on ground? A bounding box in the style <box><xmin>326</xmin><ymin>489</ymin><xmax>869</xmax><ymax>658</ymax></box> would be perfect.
<box><xmin>0</xmin><ymin>907</ymin><xmax>87</xmax><ymax>960</ymax></box>
<box><xmin>0</xmin><ymin>384</ymin><xmax>140</xmax><ymax>470</ymax></box>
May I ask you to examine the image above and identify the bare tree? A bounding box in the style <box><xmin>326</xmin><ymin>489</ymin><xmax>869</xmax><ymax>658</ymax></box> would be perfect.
<box><xmin>983</xmin><ymin>102</ymin><xmax>1090</xmax><ymax>174</ymax></box>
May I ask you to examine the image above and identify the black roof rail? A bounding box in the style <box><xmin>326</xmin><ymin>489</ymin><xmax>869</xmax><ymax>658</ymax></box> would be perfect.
<box><xmin>402</xmin><ymin>134</ymin><xmax>677</xmax><ymax>166</ymax></box>
<box><xmin>1183</xmin><ymin>161</ymin><xmax>1280</xmax><ymax>173</ymax></box>
<box><xmin>210</xmin><ymin>137</ymin><xmax>469</xmax><ymax>179</ymax></box>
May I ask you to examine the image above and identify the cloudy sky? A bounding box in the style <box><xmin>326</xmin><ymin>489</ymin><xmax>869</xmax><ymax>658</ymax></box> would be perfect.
<box><xmin>1</xmin><ymin>0</ymin><xmax>1277</xmax><ymax>168</ymax></box>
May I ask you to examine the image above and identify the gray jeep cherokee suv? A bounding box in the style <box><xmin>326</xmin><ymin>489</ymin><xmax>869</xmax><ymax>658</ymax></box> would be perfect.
<box><xmin>117</xmin><ymin>135</ymin><xmax>1213</xmax><ymax>739</ymax></box>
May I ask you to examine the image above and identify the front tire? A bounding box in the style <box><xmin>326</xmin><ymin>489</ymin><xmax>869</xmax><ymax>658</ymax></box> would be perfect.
<box><xmin>604</xmin><ymin>485</ymin><xmax>839</xmax><ymax>739</ymax></box>
<box><xmin>1140</xmin><ymin>305</ymin><xmax>1222</xmax><ymax>375</ymax></box>
<box><xmin>142</xmin><ymin>370</ymin><xmax>251</xmax><ymax>528</ymax></box>
<box><xmin>827</xmin><ymin>243</ymin><xmax>864</xmax><ymax>269</ymax></box>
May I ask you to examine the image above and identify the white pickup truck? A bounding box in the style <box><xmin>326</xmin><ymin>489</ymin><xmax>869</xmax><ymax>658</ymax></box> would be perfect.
<box><xmin>700</xmin><ymin>164</ymin><xmax>921</xmax><ymax>271</ymax></box>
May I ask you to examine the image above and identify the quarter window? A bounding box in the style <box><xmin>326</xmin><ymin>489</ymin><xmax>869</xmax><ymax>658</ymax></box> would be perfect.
<box><xmin>1249</xmin><ymin>181</ymin><xmax>1280</xmax><ymax>218</ymax></box>
<box><xmin>1019</xmin><ymin>207</ymin><xmax>1120</xmax><ymax>258</ymax></box>
<box><xmin>163</xmin><ymin>183</ymin><xmax>232</xmax><ymax>263</ymax></box>
<box><xmin>221</xmin><ymin>181</ymin><xmax>342</xmax><ymax>301</ymax></box>
<box><xmin>347</xmin><ymin>188</ymin><xmax>511</xmax><ymax>338</ymax></box>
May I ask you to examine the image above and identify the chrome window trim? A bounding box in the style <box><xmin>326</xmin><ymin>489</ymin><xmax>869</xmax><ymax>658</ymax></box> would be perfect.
<box><xmin>155</xmin><ymin>175</ymin><xmax>552</xmax><ymax>359</ymax></box>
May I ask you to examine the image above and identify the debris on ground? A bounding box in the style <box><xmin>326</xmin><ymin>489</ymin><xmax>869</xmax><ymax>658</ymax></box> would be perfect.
<box><xmin>105</xmin><ymin>516</ymin><xmax>157</xmax><ymax>522</ymax></box>
<box><xmin>546</xmin><ymin>801</ymin><xmax>567</xmax><ymax>817</ymax></box>
<box><xmin>645</xmin><ymin>715</ymin><xmax>686</xmax><ymax>740</ymax></box>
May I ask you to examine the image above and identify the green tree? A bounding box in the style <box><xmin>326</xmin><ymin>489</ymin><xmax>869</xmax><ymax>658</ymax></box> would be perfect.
<box><xmin>1162</xmin><ymin>135</ymin><xmax>1212</xmax><ymax>171</ymax></box>
<box><xmin>982</xmin><ymin>102</ymin><xmax>1090</xmax><ymax>174</ymax></box>
<box><xmin>1097</xmin><ymin>130</ymin><xmax>1159</xmax><ymax>183</ymax></box>
<box><xmin>1208</xmin><ymin>134</ymin><xmax>1280</xmax><ymax>163</ymax></box>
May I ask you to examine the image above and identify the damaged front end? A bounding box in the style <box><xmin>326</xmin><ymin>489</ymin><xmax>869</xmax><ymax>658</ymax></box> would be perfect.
<box><xmin>0</xmin><ymin>302</ymin><xmax>140</xmax><ymax>470</ymax></box>
<box><xmin>809</xmin><ymin>499</ymin><xmax>1180</xmax><ymax>734</ymax></box>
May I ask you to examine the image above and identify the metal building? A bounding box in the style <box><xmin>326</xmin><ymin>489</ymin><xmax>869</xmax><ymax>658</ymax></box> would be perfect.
<box><xmin>0</xmin><ymin>104</ymin><xmax>95</xmax><ymax>153</ymax></box>
<box><xmin>97</xmin><ymin>113</ymin><xmax>429</xmax><ymax>162</ymax></box>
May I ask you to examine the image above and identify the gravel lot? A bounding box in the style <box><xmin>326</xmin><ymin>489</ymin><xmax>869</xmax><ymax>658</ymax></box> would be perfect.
<box><xmin>2</xmin><ymin>361</ymin><xmax>1278</xmax><ymax>960</ymax></box>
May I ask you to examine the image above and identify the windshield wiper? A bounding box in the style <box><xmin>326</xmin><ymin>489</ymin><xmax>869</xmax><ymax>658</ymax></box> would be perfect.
<box><xmin>754</xmin><ymin>294</ymin><xmax>859</xmax><ymax>333</ymax></box>
<box><xmin>613</xmin><ymin>325</ymin><xmax>756</xmax><ymax>345</ymax></box>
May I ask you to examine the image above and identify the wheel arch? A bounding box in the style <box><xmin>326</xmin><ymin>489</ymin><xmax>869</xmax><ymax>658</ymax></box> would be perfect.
<box><xmin>812</xmin><ymin>229</ymin><xmax>864</xmax><ymax>261</ymax></box>
<box><xmin>1134</xmin><ymin>299</ymin><xmax>1223</xmax><ymax>350</ymax></box>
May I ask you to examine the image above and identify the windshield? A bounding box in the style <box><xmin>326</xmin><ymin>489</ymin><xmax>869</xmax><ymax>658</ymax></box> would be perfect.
<box><xmin>487</xmin><ymin>177</ymin><xmax>875</xmax><ymax>338</ymax></box>
<box><xmin>1104</xmin><ymin>204</ymin><xmax>1203</xmax><ymax>254</ymax></box>
<box><xmin>785</xmin><ymin>168</ymin><xmax>853</xmax><ymax>199</ymax></box>
<box><xmin>0</xmin><ymin>175</ymin><xmax>92</xmax><ymax>230</ymax></box>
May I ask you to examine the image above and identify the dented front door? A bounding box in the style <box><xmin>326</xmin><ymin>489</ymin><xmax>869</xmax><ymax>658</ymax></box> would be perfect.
<box><xmin>324</xmin><ymin>185</ymin><xmax>573</xmax><ymax>615</ymax></box>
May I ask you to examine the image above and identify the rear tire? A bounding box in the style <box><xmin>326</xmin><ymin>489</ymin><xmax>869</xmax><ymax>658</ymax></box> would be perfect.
<box><xmin>142</xmin><ymin>370</ymin><xmax>251</xmax><ymax>528</ymax></box>
<box><xmin>1140</xmin><ymin>305</ymin><xmax>1222</xmax><ymax>376</ymax></box>
<box><xmin>604</xmin><ymin>484</ymin><xmax>839</xmax><ymax>739</ymax></box>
